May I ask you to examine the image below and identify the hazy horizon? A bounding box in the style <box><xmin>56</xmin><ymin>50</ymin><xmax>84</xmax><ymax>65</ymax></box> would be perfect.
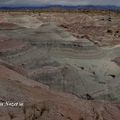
<box><xmin>0</xmin><ymin>0</ymin><xmax>120</xmax><ymax>7</ymax></box>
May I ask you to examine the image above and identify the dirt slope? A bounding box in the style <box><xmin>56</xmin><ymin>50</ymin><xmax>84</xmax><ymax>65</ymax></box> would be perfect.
<box><xmin>0</xmin><ymin>61</ymin><xmax>120</xmax><ymax>120</ymax></box>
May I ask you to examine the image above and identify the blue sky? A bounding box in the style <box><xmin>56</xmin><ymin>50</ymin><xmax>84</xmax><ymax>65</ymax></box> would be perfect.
<box><xmin>0</xmin><ymin>0</ymin><xmax>120</xmax><ymax>6</ymax></box>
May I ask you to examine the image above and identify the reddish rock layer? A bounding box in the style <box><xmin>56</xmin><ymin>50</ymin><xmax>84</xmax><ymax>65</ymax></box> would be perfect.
<box><xmin>0</xmin><ymin>62</ymin><xmax>120</xmax><ymax>120</ymax></box>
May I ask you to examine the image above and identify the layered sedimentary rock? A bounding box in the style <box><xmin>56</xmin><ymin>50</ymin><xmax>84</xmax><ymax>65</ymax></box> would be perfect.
<box><xmin>0</xmin><ymin>61</ymin><xmax>120</xmax><ymax>120</ymax></box>
<box><xmin>0</xmin><ymin>12</ymin><xmax>120</xmax><ymax>120</ymax></box>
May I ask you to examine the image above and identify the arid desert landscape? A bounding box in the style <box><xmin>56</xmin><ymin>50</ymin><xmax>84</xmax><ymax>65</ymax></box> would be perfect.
<box><xmin>0</xmin><ymin>11</ymin><xmax>120</xmax><ymax>120</ymax></box>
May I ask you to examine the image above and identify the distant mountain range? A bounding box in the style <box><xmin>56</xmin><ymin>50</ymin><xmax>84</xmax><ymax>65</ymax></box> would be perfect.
<box><xmin>0</xmin><ymin>5</ymin><xmax>120</xmax><ymax>11</ymax></box>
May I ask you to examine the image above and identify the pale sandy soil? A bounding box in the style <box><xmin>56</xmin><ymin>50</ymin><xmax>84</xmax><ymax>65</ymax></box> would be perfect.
<box><xmin>37</xmin><ymin>12</ymin><xmax>120</xmax><ymax>46</ymax></box>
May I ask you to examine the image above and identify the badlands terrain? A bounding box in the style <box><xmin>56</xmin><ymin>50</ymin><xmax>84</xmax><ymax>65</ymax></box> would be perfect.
<box><xmin>0</xmin><ymin>11</ymin><xmax>120</xmax><ymax>120</ymax></box>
